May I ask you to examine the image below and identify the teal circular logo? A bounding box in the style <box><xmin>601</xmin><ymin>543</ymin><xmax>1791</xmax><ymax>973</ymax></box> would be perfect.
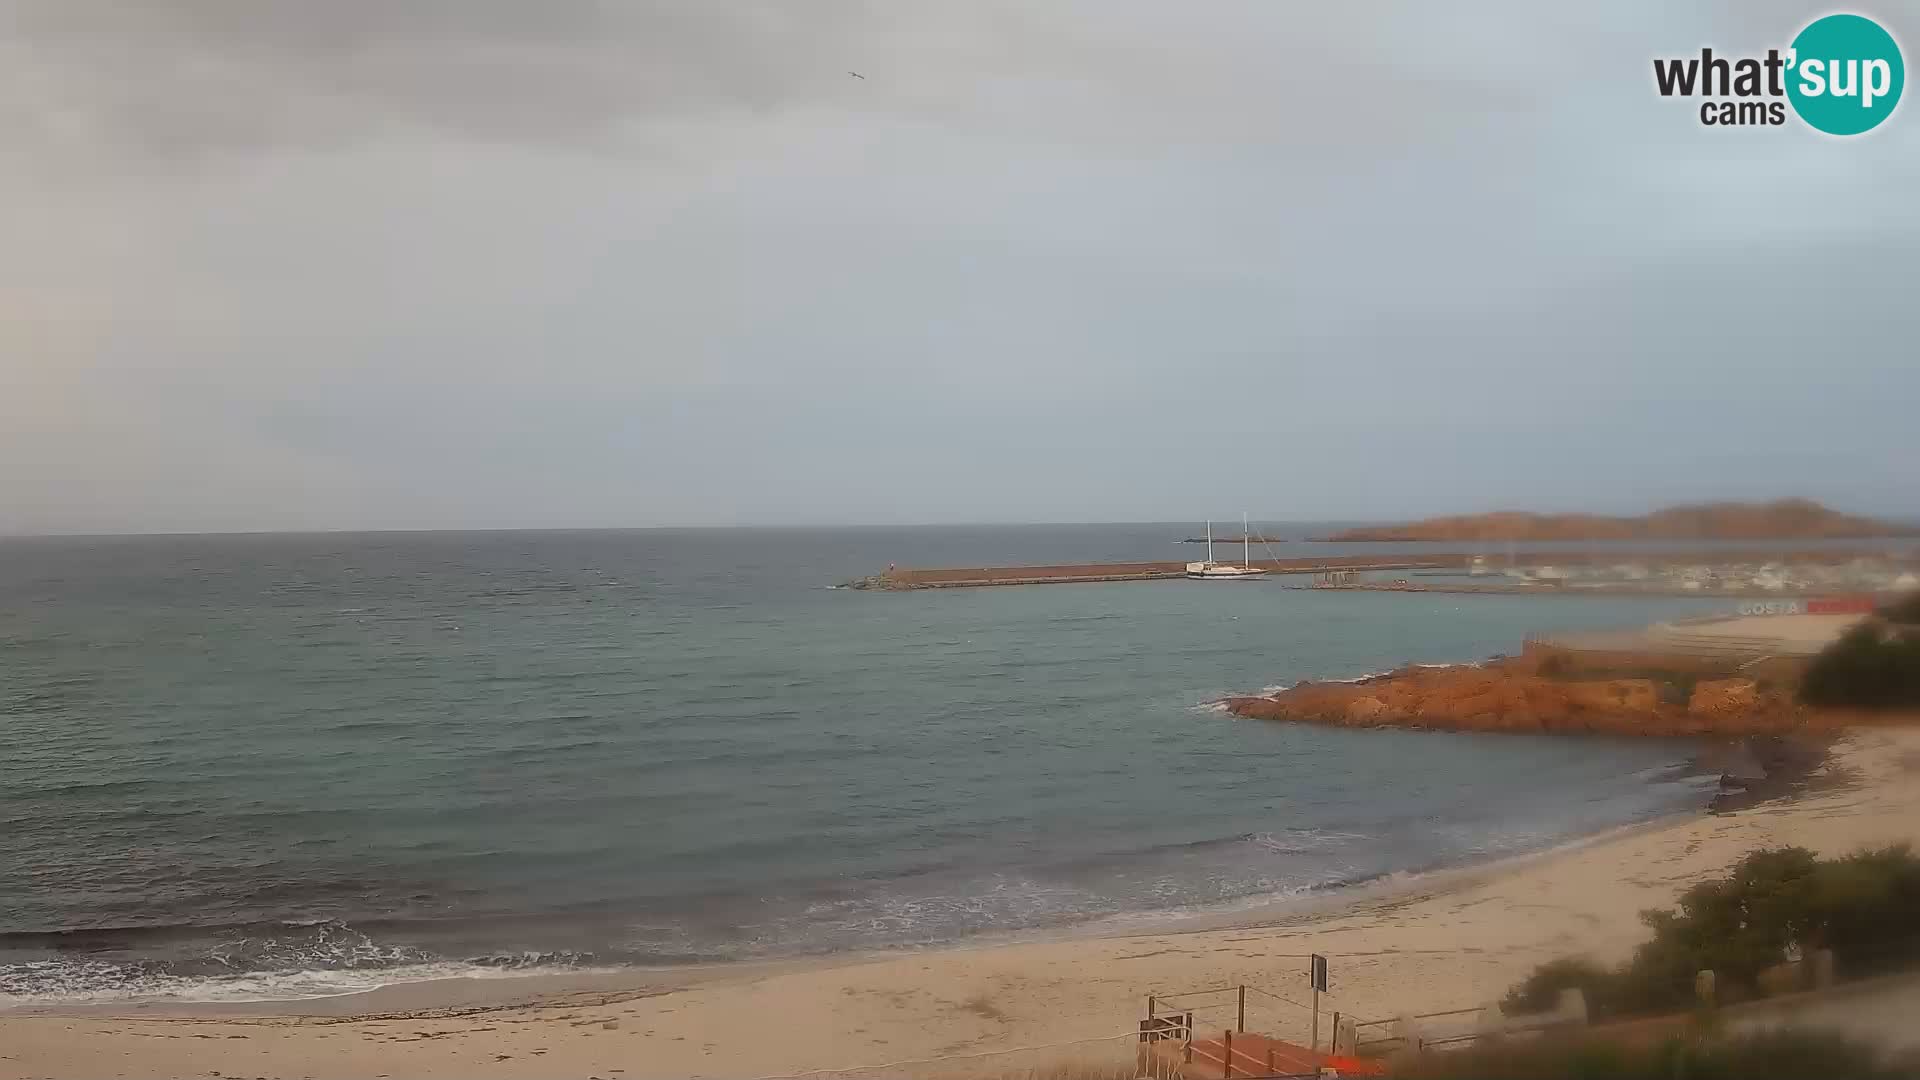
<box><xmin>1787</xmin><ymin>14</ymin><xmax>1905</xmax><ymax>135</ymax></box>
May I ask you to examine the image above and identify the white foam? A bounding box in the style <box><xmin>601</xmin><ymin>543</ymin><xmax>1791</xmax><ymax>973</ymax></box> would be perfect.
<box><xmin>1322</xmin><ymin>669</ymin><xmax>1394</xmax><ymax>685</ymax></box>
<box><xmin>0</xmin><ymin>958</ymin><xmax>618</xmax><ymax>1010</ymax></box>
<box><xmin>1247</xmin><ymin>829</ymin><xmax>1372</xmax><ymax>854</ymax></box>
<box><xmin>1254</xmin><ymin>670</ymin><xmax>1389</xmax><ymax>695</ymax></box>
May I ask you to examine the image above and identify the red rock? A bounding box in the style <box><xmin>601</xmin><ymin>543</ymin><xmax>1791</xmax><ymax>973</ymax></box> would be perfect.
<box><xmin>1690</xmin><ymin>678</ymin><xmax>1759</xmax><ymax>717</ymax></box>
<box><xmin>1344</xmin><ymin>697</ymin><xmax>1388</xmax><ymax>724</ymax></box>
<box><xmin>1561</xmin><ymin>680</ymin><xmax>1659</xmax><ymax>715</ymax></box>
<box><xmin>1221</xmin><ymin>657</ymin><xmax>1806</xmax><ymax>738</ymax></box>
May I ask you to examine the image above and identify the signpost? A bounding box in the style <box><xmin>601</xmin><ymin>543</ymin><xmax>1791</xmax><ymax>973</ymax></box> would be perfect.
<box><xmin>1310</xmin><ymin>954</ymin><xmax>1328</xmax><ymax>1051</ymax></box>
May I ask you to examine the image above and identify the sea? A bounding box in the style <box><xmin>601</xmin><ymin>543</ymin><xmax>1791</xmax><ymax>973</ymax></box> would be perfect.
<box><xmin>0</xmin><ymin>524</ymin><xmax>1771</xmax><ymax>1005</ymax></box>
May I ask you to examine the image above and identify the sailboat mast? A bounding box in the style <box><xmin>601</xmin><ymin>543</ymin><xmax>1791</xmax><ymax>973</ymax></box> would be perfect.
<box><xmin>1243</xmin><ymin>512</ymin><xmax>1251</xmax><ymax>569</ymax></box>
<box><xmin>1206</xmin><ymin>519</ymin><xmax>1214</xmax><ymax>564</ymax></box>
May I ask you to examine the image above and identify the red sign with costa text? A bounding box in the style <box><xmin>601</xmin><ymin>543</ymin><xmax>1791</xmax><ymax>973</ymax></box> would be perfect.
<box><xmin>1806</xmin><ymin>596</ymin><xmax>1878</xmax><ymax>615</ymax></box>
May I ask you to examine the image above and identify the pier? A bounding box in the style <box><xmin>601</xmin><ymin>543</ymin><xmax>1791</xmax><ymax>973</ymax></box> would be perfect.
<box><xmin>847</xmin><ymin>555</ymin><xmax>1463</xmax><ymax>589</ymax></box>
<box><xmin>845</xmin><ymin>547</ymin><xmax>1919</xmax><ymax>592</ymax></box>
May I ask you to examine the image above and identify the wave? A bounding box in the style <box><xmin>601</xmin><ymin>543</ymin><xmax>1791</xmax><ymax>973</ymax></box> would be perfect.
<box><xmin>0</xmin><ymin>919</ymin><xmax>608</xmax><ymax>1007</ymax></box>
<box><xmin>0</xmin><ymin>955</ymin><xmax>607</xmax><ymax>1008</ymax></box>
<box><xmin>1246</xmin><ymin>829</ymin><xmax>1374</xmax><ymax>854</ymax></box>
<box><xmin>1319</xmin><ymin>668</ymin><xmax>1396</xmax><ymax>685</ymax></box>
<box><xmin>0</xmin><ymin>919</ymin><xmax>334</xmax><ymax>951</ymax></box>
<box><xmin>1255</xmin><ymin>659</ymin><xmax>1490</xmax><ymax>696</ymax></box>
<box><xmin>1254</xmin><ymin>669</ymin><xmax>1391</xmax><ymax>696</ymax></box>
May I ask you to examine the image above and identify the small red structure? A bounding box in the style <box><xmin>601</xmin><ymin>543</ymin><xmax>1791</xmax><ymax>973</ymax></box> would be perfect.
<box><xmin>1806</xmin><ymin>595</ymin><xmax>1878</xmax><ymax>615</ymax></box>
<box><xmin>1150</xmin><ymin>1029</ymin><xmax>1387</xmax><ymax>1078</ymax></box>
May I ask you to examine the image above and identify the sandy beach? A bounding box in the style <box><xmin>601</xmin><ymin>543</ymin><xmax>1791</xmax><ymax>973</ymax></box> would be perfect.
<box><xmin>3</xmin><ymin>725</ymin><xmax>1916</xmax><ymax>1079</ymax></box>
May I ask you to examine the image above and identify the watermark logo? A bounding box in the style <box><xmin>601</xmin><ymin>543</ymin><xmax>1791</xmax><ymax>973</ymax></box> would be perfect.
<box><xmin>1789</xmin><ymin>14</ymin><xmax>1905</xmax><ymax>134</ymax></box>
<box><xmin>1654</xmin><ymin>12</ymin><xmax>1904</xmax><ymax>134</ymax></box>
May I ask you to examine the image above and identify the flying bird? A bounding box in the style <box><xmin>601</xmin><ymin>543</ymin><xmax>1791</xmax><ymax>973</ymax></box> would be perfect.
<box><xmin>847</xmin><ymin>71</ymin><xmax>865</xmax><ymax>79</ymax></box>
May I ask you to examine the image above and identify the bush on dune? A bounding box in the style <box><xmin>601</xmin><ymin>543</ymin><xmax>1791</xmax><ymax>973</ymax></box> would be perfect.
<box><xmin>1809</xmin><ymin>844</ymin><xmax>1920</xmax><ymax>977</ymax></box>
<box><xmin>1798</xmin><ymin>621</ymin><xmax>1920</xmax><ymax>708</ymax></box>
<box><xmin>1879</xmin><ymin>591</ymin><xmax>1920</xmax><ymax>625</ymax></box>
<box><xmin>1502</xmin><ymin>845</ymin><xmax>1920</xmax><ymax>1022</ymax></box>
<box><xmin>1502</xmin><ymin>956</ymin><xmax>1628</xmax><ymax>1018</ymax></box>
<box><xmin>1631</xmin><ymin>847</ymin><xmax>1821</xmax><ymax>999</ymax></box>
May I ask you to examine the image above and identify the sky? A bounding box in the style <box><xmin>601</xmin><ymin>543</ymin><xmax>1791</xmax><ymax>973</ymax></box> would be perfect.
<box><xmin>3</xmin><ymin>1</ymin><xmax>1916</xmax><ymax>534</ymax></box>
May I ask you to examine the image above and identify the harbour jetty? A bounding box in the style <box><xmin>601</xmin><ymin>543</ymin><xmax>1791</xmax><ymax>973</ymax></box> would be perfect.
<box><xmin>845</xmin><ymin>547</ymin><xmax>1918</xmax><ymax>591</ymax></box>
<box><xmin>845</xmin><ymin>554</ymin><xmax>1459</xmax><ymax>590</ymax></box>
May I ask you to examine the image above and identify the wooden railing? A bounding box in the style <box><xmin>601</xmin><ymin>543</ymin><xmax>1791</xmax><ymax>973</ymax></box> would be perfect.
<box><xmin>1184</xmin><ymin>1028</ymin><xmax>1318</xmax><ymax>1078</ymax></box>
<box><xmin>1146</xmin><ymin>980</ymin><xmax>1361</xmax><ymax>1077</ymax></box>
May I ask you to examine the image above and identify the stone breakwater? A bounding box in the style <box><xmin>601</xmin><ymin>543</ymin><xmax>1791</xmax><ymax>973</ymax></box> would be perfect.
<box><xmin>843</xmin><ymin>555</ymin><xmax>1457</xmax><ymax>589</ymax></box>
<box><xmin>1223</xmin><ymin>656</ymin><xmax>1838</xmax><ymax>738</ymax></box>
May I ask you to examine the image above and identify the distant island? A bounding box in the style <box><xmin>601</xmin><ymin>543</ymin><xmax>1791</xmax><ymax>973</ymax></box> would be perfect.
<box><xmin>1317</xmin><ymin>499</ymin><xmax>1914</xmax><ymax>542</ymax></box>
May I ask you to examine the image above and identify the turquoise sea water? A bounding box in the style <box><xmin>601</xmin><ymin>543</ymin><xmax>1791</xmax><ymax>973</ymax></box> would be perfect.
<box><xmin>0</xmin><ymin>526</ymin><xmax>1739</xmax><ymax>1003</ymax></box>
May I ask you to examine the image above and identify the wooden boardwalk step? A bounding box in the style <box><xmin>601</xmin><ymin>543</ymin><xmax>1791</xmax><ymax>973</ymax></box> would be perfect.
<box><xmin>1152</xmin><ymin>1031</ymin><xmax>1328</xmax><ymax>1078</ymax></box>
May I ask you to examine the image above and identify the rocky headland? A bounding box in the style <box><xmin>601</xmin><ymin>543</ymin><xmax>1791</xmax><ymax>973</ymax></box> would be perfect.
<box><xmin>1223</xmin><ymin>655</ymin><xmax>1826</xmax><ymax>738</ymax></box>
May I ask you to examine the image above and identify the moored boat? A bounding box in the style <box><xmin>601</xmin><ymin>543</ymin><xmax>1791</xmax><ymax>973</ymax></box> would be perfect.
<box><xmin>1186</xmin><ymin>514</ymin><xmax>1269</xmax><ymax>580</ymax></box>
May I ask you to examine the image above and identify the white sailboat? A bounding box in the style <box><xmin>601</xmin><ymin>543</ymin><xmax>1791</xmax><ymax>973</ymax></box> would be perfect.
<box><xmin>1186</xmin><ymin>514</ymin><xmax>1269</xmax><ymax>580</ymax></box>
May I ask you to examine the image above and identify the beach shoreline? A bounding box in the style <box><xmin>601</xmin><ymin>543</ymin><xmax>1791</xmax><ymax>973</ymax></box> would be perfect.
<box><xmin>4</xmin><ymin>725</ymin><xmax>1915</xmax><ymax>1079</ymax></box>
<box><xmin>0</xmin><ymin>727</ymin><xmax>1757</xmax><ymax>1020</ymax></box>
<box><xmin>1</xmin><ymin>807</ymin><xmax>1704</xmax><ymax>1022</ymax></box>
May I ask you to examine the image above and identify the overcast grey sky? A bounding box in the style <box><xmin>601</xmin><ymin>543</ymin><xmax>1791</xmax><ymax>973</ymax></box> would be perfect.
<box><xmin>3</xmin><ymin>1</ymin><xmax>1915</xmax><ymax>533</ymax></box>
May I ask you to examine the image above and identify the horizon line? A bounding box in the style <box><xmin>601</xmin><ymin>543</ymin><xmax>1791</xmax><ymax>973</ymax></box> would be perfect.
<box><xmin>4</xmin><ymin>513</ymin><xmax>1918</xmax><ymax>543</ymax></box>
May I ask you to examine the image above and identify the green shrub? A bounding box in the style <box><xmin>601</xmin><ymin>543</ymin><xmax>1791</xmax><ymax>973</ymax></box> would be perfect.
<box><xmin>1880</xmin><ymin>591</ymin><xmax>1920</xmax><ymax>625</ymax></box>
<box><xmin>1502</xmin><ymin>956</ymin><xmax>1624</xmax><ymax>1019</ymax></box>
<box><xmin>1799</xmin><ymin>622</ymin><xmax>1920</xmax><ymax>708</ymax></box>
<box><xmin>1393</xmin><ymin>1028</ymin><xmax>1918</xmax><ymax>1080</ymax></box>
<box><xmin>1808</xmin><ymin>844</ymin><xmax>1920</xmax><ymax>976</ymax></box>
<box><xmin>1636</xmin><ymin>847</ymin><xmax>1820</xmax><ymax>992</ymax></box>
<box><xmin>1502</xmin><ymin>845</ymin><xmax>1920</xmax><ymax>1021</ymax></box>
